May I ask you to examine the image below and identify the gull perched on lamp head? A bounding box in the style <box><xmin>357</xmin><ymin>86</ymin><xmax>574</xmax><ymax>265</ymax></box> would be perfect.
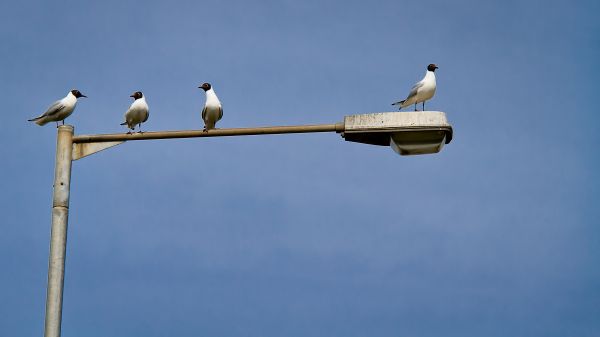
<box><xmin>28</xmin><ymin>89</ymin><xmax>87</xmax><ymax>127</ymax></box>
<box><xmin>198</xmin><ymin>82</ymin><xmax>223</xmax><ymax>131</ymax></box>
<box><xmin>392</xmin><ymin>64</ymin><xmax>438</xmax><ymax>111</ymax></box>
<box><xmin>121</xmin><ymin>91</ymin><xmax>149</xmax><ymax>133</ymax></box>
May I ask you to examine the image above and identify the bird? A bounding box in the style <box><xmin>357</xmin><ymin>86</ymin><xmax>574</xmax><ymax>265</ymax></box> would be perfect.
<box><xmin>120</xmin><ymin>91</ymin><xmax>149</xmax><ymax>133</ymax></box>
<box><xmin>198</xmin><ymin>82</ymin><xmax>223</xmax><ymax>131</ymax></box>
<box><xmin>392</xmin><ymin>64</ymin><xmax>438</xmax><ymax>111</ymax></box>
<box><xmin>28</xmin><ymin>89</ymin><xmax>87</xmax><ymax>127</ymax></box>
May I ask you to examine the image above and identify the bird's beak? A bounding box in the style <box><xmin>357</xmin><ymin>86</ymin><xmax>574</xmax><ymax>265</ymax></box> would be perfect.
<box><xmin>435</xmin><ymin>66</ymin><xmax>439</xmax><ymax>69</ymax></box>
<box><xmin>130</xmin><ymin>94</ymin><xmax>135</xmax><ymax>98</ymax></box>
<box><xmin>80</xmin><ymin>94</ymin><xmax>87</xmax><ymax>98</ymax></box>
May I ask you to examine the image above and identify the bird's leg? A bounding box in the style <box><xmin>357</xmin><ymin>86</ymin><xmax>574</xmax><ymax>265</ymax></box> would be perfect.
<box><xmin>138</xmin><ymin>123</ymin><xmax>144</xmax><ymax>134</ymax></box>
<box><xmin>414</xmin><ymin>103</ymin><xmax>417</xmax><ymax>111</ymax></box>
<box><xmin>62</xmin><ymin>120</ymin><xmax>65</xmax><ymax>125</ymax></box>
<box><xmin>422</xmin><ymin>102</ymin><xmax>425</xmax><ymax>111</ymax></box>
<box><xmin>55</xmin><ymin>121</ymin><xmax>59</xmax><ymax>128</ymax></box>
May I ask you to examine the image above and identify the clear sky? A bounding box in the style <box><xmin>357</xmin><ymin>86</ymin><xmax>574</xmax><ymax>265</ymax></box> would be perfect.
<box><xmin>1</xmin><ymin>0</ymin><xmax>598</xmax><ymax>336</ymax></box>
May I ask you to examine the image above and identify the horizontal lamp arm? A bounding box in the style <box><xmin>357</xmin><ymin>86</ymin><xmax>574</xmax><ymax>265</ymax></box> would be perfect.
<box><xmin>73</xmin><ymin>123</ymin><xmax>345</xmax><ymax>144</ymax></box>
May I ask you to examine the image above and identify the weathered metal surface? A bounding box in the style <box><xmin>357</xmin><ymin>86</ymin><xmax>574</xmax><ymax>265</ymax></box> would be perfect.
<box><xmin>342</xmin><ymin>111</ymin><xmax>453</xmax><ymax>155</ymax></box>
<box><xmin>44</xmin><ymin>125</ymin><xmax>73</xmax><ymax>337</ymax></box>
<box><xmin>69</xmin><ymin>114</ymin><xmax>453</xmax><ymax>157</ymax></box>
<box><xmin>72</xmin><ymin>123</ymin><xmax>345</xmax><ymax>143</ymax></box>
<box><xmin>72</xmin><ymin>141</ymin><xmax>124</xmax><ymax>161</ymax></box>
<box><xmin>344</xmin><ymin>111</ymin><xmax>451</xmax><ymax>131</ymax></box>
<box><xmin>390</xmin><ymin>130</ymin><xmax>447</xmax><ymax>155</ymax></box>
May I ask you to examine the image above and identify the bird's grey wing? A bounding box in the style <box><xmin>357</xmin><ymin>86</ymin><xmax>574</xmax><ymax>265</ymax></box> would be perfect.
<box><xmin>142</xmin><ymin>109</ymin><xmax>149</xmax><ymax>123</ymax></box>
<box><xmin>405</xmin><ymin>81</ymin><xmax>424</xmax><ymax>101</ymax></box>
<box><xmin>201</xmin><ymin>106</ymin><xmax>207</xmax><ymax>121</ymax></box>
<box><xmin>217</xmin><ymin>106</ymin><xmax>223</xmax><ymax>121</ymax></box>
<box><xmin>42</xmin><ymin>100</ymin><xmax>66</xmax><ymax>117</ymax></box>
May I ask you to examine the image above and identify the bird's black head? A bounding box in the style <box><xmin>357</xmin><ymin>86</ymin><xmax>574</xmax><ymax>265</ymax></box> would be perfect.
<box><xmin>427</xmin><ymin>64</ymin><xmax>439</xmax><ymax>72</ymax></box>
<box><xmin>71</xmin><ymin>89</ymin><xmax>87</xmax><ymax>98</ymax></box>
<box><xmin>130</xmin><ymin>91</ymin><xmax>143</xmax><ymax>100</ymax></box>
<box><xmin>198</xmin><ymin>83</ymin><xmax>212</xmax><ymax>91</ymax></box>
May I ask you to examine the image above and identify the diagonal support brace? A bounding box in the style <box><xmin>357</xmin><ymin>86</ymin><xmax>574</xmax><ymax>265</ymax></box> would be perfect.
<box><xmin>72</xmin><ymin>141</ymin><xmax>124</xmax><ymax>161</ymax></box>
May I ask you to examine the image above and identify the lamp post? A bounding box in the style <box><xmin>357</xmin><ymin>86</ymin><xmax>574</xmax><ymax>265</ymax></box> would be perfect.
<box><xmin>44</xmin><ymin>125</ymin><xmax>73</xmax><ymax>337</ymax></box>
<box><xmin>43</xmin><ymin>111</ymin><xmax>453</xmax><ymax>337</ymax></box>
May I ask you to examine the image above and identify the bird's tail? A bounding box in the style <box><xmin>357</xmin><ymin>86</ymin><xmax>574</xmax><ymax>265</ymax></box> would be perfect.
<box><xmin>28</xmin><ymin>116</ymin><xmax>47</xmax><ymax>126</ymax></box>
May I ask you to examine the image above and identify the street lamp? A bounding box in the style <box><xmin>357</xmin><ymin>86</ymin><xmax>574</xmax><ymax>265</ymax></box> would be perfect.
<box><xmin>43</xmin><ymin>111</ymin><xmax>453</xmax><ymax>337</ymax></box>
<box><xmin>342</xmin><ymin>111</ymin><xmax>452</xmax><ymax>155</ymax></box>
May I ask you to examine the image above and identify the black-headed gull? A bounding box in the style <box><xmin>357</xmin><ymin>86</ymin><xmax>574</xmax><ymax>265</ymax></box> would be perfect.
<box><xmin>28</xmin><ymin>89</ymin><xmax>87</xmax><ymax>127</ymax></box>
<box><xmin>198</xmin><ymin>82</ymin><xmax>223</xmax><ymax>131</ymax></box>
<box><xmin>121</xmin><ymin>91</ymin><xmax>149</xmax><ymax>133</ymax></box>
<box><xmin>392</xmin><ymin>64</ymin><xmax>438</xmax><ymax>111</ymax></box>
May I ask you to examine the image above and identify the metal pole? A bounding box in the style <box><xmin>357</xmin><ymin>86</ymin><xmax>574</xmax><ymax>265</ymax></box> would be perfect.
<box><xmin>44</xmin><ymin>125</ymin><xmax>74</xmax><ymax>337</ymax></box>
<box><xmin>72</xmin><ymin>123</ymin><xmax>345</xmax><ymax>143</ymax></box>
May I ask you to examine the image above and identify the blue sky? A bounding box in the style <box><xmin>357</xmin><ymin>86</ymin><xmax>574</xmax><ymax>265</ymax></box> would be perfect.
<box><xmin>1</xmin><ymin>0</ymin><xmax>599</xmax><ymax>336</ymax></box>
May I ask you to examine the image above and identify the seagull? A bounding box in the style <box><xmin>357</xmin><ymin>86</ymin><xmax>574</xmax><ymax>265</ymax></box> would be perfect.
<box><xmin>198</xmin><ymin>82</ymin><xmax>222</xmax><ymax>131</ymax></box>
<box><xmin>392</xmin><ymin>64</ymin><xmax>438</xmax><ymax>111</ymax></box>
<box><xmin>120</xmin><ymin>91</ymin><xmax>149</xmax><ymax>133</ymax></box>
<box><xmin>28</xmin><ymin>89</ymin><xmax>87</xmax><ymax>127</ymax></box>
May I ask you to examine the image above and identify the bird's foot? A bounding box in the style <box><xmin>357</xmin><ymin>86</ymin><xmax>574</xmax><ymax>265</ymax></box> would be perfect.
<box><xmin>126</xmin><ymin>131</ymin><xmax>133</xmax><ymax>135</ymax></box>
<box><xmin>137</xmin><ymin>130</ymin><xmax>144</xmax><ymax>134</ymax></box>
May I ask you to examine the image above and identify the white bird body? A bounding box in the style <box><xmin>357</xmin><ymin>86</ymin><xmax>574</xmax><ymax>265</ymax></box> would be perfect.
<box><xmin>29</xmin><ymin>90</ymin><xmax>85</xmax><ymax>126</ymax></box>
<box><xmin>393</xmin><ymin>64</ymin><xmax>438</xmax><ymax>110</ymax></box>
<box><xmin>122</xmin><ymin>94</ymin><xmax>149</xmax><ymax>131</ymax></box>
<box><xmin>201</xmin><ymin>86</ymin><xmax>223</xmax><ymax>130</ymax></box>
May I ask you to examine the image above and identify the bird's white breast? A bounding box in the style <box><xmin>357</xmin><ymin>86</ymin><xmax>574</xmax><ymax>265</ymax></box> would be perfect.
<box><xmin>417</xmin><ymin>71</ymin><xmax>436</xmax><ymax>101</ymax></box>
<box><xmin>203</xmin><ymin>88</ymin><xmax>222</xmax><ymax>122</ymax></box>
<box><xmin>58</xmin><ymin>92</ymin><xmax>77</xmax><ymax>118</ymax></box>
<box><xmin>125</xmin><ymin>97</ymin><xmax>149</xmax><ymax>124</ymax></box>
<box><xmin>130</xmin><ymin>97</ymin><xmax>149</xmax><ymax>111</ymax></box>
<box><xmin>63</xmin><ymin>92</ymin><xmax>77</xmax><ymax>108</ymax></box>
<box><xmin>205</xmin><ymin>88</ymin><xmax>221</xmax><ymax>108</ymax></box>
